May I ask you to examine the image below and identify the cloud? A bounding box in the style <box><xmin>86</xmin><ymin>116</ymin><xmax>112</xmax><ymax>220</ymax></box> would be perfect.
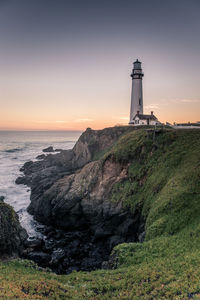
<box><xmin>75</xmin><ymin>118</ymin><xmax>94</xmax><ymax>123</ymax></box>
<box><xmin>55</xmin><ymin>120</ymin><xmax>68</xmax><ymax>123</ymax></box>
<box><xmin>178</xmin><ymin>99</ymin><xmax>199</xmax><ymax>103</ymax></box>
<box><xmin>144</xmin><ymin>104</ymin><xmax>159</xmax><ymax>109</ymax></box>
<box><xmin>36</xmin><ymin>120</ymin><xmax>68</xmax><ymax>124</ymax></box>
<box><xmin>119</xmin><ymin>117</ymin><xmax>129</xmax><ymax>120</ymax></box>
<box><xmin>161</xmin><ymin>98</ymin><xmax>199</xmax><ymax>104</ymax></box>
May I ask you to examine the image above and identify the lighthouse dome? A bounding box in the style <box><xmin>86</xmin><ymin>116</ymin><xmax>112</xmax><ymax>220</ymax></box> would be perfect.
<box><xmin>133</xmin><ymin>59</ymin><xmax>142</xmax><ymax>70</ymax></box>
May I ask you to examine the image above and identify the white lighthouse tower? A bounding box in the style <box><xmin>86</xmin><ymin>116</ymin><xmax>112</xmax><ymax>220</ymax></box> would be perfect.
<box><xmin>129</xmin><ymin>59</ymin><xmax>144</xmax><ymax>124</ymax></box>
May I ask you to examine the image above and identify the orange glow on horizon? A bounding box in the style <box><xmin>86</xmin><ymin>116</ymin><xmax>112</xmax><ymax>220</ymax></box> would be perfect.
<box><xmin>0</xmin><ymin>107</ymin><xmax>199</xmax><ymax>131</ymax></box>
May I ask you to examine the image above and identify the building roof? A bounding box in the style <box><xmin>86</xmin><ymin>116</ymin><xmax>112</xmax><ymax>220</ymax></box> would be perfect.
<box><xmin>133</xmin><ymin>113</ymin><xmax>158</xmax><ymax>121</ymax></box>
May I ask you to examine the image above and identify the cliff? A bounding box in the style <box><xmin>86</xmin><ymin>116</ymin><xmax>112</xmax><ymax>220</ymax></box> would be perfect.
<box><xmin>9</xmin><ymin>126</ymin><xmax>200</xmax><ymax>299</ymax></box>
<box><xmin>17</xmin><ymin>126</ymin><xmax>141</xmax><ymax>273</ymax></box>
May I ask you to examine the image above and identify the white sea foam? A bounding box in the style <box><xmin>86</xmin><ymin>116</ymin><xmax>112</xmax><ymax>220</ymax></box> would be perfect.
<box><xmin>0</xmin><ymin>131</ymin><xmax>81</xmax><ymax>237</ymax></box>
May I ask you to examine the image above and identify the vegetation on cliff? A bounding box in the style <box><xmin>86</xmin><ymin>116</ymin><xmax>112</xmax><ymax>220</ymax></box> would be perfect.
<box><xmin>1</xmin><ymin>127</ymin><xmax>200</xmax><ymax>299</ymax></box>
<box><xmin>0</xmin><ymin>198</ymin><xmax>27</xmax><ymax>256</ymax></box>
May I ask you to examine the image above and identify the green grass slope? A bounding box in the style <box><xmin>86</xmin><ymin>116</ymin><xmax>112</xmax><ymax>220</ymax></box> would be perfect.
<box><xmin>1</xmin><ymin>128</ymin><xmax>200</xmax><ymax>299</ymax></box>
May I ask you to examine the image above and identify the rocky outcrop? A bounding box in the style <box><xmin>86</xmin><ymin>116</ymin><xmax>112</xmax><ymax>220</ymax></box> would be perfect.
<box><xmin>17</xmin><ymin>126</ymin><xmax>133</xmax><ymax>184</ymax></box>
<box><xmin>28</xmin><ymin>158</ymin><xmax>143</xmax><ymax>241</ymax></box>
<box><xmin>36</xmin><ymin>154</ymin><xmax>46</xmax><ymax>160</ymax></box>
<box><xmin>43</xmin><ymin>146</ymin><xmax>54</xmax><ymax>153</ymax></box>
<box><xmin>0</xmin><ymin>198</ymin><xmax>28</xmax><ymax>257</ymax></box>
<box><xmin>16</xmin><ymin>126</ymin><xmax>135</xmax><ymax>210</ymax></box>
<box><xmin>17</xmin><ymin>126</ymin><xmax>144</xmax><ymax>273</ymax></box>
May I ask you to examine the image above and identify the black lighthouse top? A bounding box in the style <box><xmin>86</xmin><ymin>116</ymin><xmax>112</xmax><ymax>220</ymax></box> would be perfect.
<box><xmin>133</xmin><ymin>59</ymin><xmax>142</xmax><ymax>70</ymax></box>
<box><xmin>131</xmin><ymin>59</ymin><xmax>144</xmax><ymax>79</ymax></box>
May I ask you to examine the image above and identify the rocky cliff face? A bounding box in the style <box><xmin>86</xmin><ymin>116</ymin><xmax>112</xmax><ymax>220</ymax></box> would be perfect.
<box><xmin>0</xmin><ymin>197</ymin><xmax>28</xmax><ymax>257</ymax></box>
<box><xmin>16</xmin><ymin>126</ymin><xmax>144</xmax><ymax>273</ymax></box>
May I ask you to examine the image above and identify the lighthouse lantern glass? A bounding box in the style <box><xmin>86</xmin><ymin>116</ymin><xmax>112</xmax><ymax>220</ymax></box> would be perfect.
<box><xmin>134</xmin><ymin>61</ymin><xmax>141</xmax><ymax>70</ymax></box>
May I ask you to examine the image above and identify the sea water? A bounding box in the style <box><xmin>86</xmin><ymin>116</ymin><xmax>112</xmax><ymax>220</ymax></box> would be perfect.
<box><xmin>0</xmin><ymin>131</ymin><xmax>81</xmax><ymax>237</ymax></box>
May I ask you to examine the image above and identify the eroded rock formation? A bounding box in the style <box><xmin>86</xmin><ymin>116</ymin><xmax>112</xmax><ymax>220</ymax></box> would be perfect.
<box><xmin>16</xmin><ymin>126</ymin><xmax>145</xmax><ymax>273</ymax></box>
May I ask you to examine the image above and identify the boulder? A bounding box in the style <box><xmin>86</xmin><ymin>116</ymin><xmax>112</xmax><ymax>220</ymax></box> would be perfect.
<box><xmin>43</xmin><ymin>146</ymin><xmax>54</xmax><ymax>153</ymax></box>
<box><xmin>36</xmin><ymin>154</ymin><xmax>46</xmax><ymax>160</ymax></box>
<box><xmin>27</xmin><ymin>252</ymin><xmax>51</xmax><ymax>266</ymax></box>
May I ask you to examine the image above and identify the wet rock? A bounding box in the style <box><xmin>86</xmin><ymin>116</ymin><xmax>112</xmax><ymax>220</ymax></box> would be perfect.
<box><xmin>27</xmin><ymin>252</ymin><xmax>51</xmax><ymax>266</ymax></box>
<box><xmin>22</xmin><ymin>209</ymin><xmax>144</xmax><ymax>274</ymax></box>
<box><xmin>50</xmin><ymin>248</ymin><xmax>65</xmax><ymax>265</ymax></box>
<box><xmin>43</xmin><ymin>146</ymin><xmax>54</xmax><ymax>153</ymax></box>
<box><xmin>35</xmin><ymin>224</ymin><xmax>45</xmax><ymax>233</ymax></box>
<box><xmin>24</xmin><ymin>238</ymin><xmax>43</xmax><ymax>249</ymax></box>
<box><xmin>15</xmin><ymin>176</ymin><xmax>31</xmax><ymax>186</ymax></box>
<box><xmin>44</xmin><ymin>238</ymin><xmax>57</xmax><ymax>251</ymax></box>
<box><xmin>23</xmin><ymin>226</ymin><xmax>111</xmax><ymax>274</ymax></box>
<box><xmin>20</xmin><ymin>161</ymin><xmax>34</xmax><ymax>174</ymax></box>
<box><xmin>43</xmin><ymin>226</ymin><xmax>55</xmax><ymax>235</ymax></box>
<box><xmin>23</xmin><ymin>247</ymin><xmax>35</xmax><ymax>256</ymax></box>
<box><xmin>36</xmin><ymin>154</ymin><xmax>46</xmax><ymax>160</ymax></box>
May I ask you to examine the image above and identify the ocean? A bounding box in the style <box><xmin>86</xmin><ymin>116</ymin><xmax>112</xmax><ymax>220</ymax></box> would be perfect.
<box><xmin>0</xmin><ymin>130</ymin><xmax>82</xmax><ymax>237</ymax></box>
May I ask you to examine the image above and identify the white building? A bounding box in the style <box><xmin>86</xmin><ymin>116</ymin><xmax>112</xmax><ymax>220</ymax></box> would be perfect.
<box><xmin>129</xmin><ymin>59</ymin><xmax>160</xmax><ymax>126</ymax></box>
<box><xmin>132</xmin><ymin>111</ymin><xmax>160</xmax><ymax>126</ymax></box>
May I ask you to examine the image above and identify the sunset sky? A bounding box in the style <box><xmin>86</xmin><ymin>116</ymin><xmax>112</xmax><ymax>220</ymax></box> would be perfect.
<box><xmin>0</xmin><ymin>0</ymin><xmax>200</xmax><ymax>130</ymax></box>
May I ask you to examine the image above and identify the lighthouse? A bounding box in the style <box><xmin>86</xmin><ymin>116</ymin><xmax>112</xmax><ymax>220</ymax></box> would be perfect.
<box><xmin>129</xmin><ymin>59</ymin><xmax>144</xmax><ymax>124</ymax></box>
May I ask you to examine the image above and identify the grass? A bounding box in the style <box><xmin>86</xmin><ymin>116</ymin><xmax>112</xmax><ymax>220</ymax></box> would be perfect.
<box><xmin>1</xmin><ymin>127</ymin><xmax>200</xmax><ymax>299</ymax></box>
<box><xmin>110</xmin><ymin>129</ymin><xmax>200</xmax><ymax>239</ymax></box>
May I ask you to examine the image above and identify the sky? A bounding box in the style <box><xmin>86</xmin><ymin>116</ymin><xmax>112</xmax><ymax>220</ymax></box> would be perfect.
<box><xmin>0</xmin><ymin>0</ymin><xmax>200</xmax><ymax>130</ymax></box>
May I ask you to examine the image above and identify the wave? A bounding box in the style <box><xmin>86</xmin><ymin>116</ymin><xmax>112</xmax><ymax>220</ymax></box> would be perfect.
<box><xmin>0</xmin><ymin>131</ymin><xmax>80</xmax><ymax>237</ymax></box>
<box><xmin>4</xmin><ymin>148</ymin><xmax>25</xmax><ymax>153</ymax></box>
<box><xmin>54</xmin><ymin>140</ymin><xmax>77</xmax><ymax>144</ymax></box>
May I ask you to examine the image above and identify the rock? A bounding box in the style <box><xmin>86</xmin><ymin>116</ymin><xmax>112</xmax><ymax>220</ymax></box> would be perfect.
<box><xmin>27</xmin><ymin>159</ymin><xmax>131</xmax><ymax>232</ymax></box>
<box><xmin>43</xmin><ymin>146</ymin><xmax>54</xmax><ymax>153</ymax></box>
<box><xmin>16</xmin><ymin>126</ymin><xmax>134</xmax><ymax>191</ymax></box>
<box><xmin>20</xmin><ymin>161</ymin><xmax>34</xmax><ymax>174</ymax></box>
<box><xmin>0</xmin><ymin>200</ymin><xmax>28</xmax><ymax>256</ymax></box>
<box><xmin>36</xmin><ymin>154</ymin><xmax>46</xmax><ymax>160</ymax></box>
<box><xmin>0</xmin><ymin>196</ymin><xmax>5</xmax><ymax>202</ymax></box>
<box><xmin>15</xmin><ymin>176</ymin><xmax>31</xmax><ymax>186</ymax></box>
<box><xmin>35</xmin><ymin>224</ymin><xmax>45</xmax><ymax>233</ymax></box>
<box><xmin>101</xmin><ymin>251</ymin><xmax>118</xmax><ymax>270</ymax></box>
<box><xmin>22</xmin><ymin>225</ymin><xmax>111</xmax><ymax>274</ymax></box>
<box><xmin>24</xmin><ymin>238</ymin><xmax>43</xmax><ymax>249</ymax></box>
<box><xmin>138</xmin><ymin>231</ymin><xmax>146</xmax><ymax>242</ymax></box>
<box><xmin>50</xmin><ymin>248</ymin><xmax>65</xmax><ymax>265</ymax></box>
<box><xmin>108</xmin><ymin>235</ymin><xmax>125</xmax><ymax>250</ymax></box>
<box><xmin>44</xmin><ymin>238</ymin><xmax>57</xmax><ymax>251</ymax></box>
<box><xmin>66</xmin><ymin>266</ymin><xmax>79</xmax><ymax>274</ymax></box>
<box><xmin>43</xmin><ymin>226</ymin><xmax>55</xmax><ymax>235</ymax></box>
<box><xmin>27</xmin><ymin>252</ymin><xmax>51</xmax><ymax>266</ymax></box>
